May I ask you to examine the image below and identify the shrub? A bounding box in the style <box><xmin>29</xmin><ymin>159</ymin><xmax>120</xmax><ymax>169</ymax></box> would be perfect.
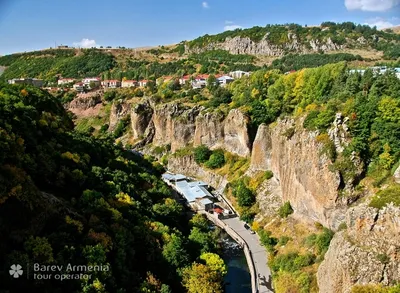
<box><xmin>376</xmin><ymin>253</ymin><xmax>390</xmax><ymax>264</ymax></box>
<box><xmin>239</xmin><ymin>208</ymin><xmax>256</xmax><ymax>224</ymax></box>
<box><xmin>315</xmin><ymin>228</ymin><xmax>334</xmax><ymax>255</ymax></box>
<box><xmin>236</xmin><ymin>184</ymin><xmax>256</xmax><ymax>207</ymax></box>
<box><xmin>205</xmin><ymin>149</ymin><xmax>226</xmax><ymax>169</ymax></box>
<box><xmin>278</xmin><ymin>236</ymin><xmax>291</xmax><ymax>246</ymax></box>
<box><xmin>264</xmin><ymin>170</ymin><xmax>274</xmax><ymax>180</ymax></box>
<box><xmin>338</xmin><ymin>222</ymin><xmax>347</xmax><ymax>231</ymax></box>
<box><xmin>259</xmin><ymin>230</ymin><xmax>278</xmax><ymax>253</ymax></box>
<box><xmin>278</xmin><ymin>202</ymin><xmax>294</xmax><ymax>218</ymax></box>
<box><xmin>193</xmin><ymin>145</ymin><xmax>212</xmax><ymax>164</ymax></box>
<box><xmin>282</xmin><ymin>127</ymin><xmax>295</xmax><ymax>139</ymax></box>
<box><xmin>369</xmin><ymin>185</ymin><xmax>400</xmax><ymax>209</ymax></box>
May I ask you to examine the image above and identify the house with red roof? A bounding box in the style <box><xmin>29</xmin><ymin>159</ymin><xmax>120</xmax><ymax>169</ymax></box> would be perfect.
<box><xmin>102</xmin><ymin>80</ymin><xmax>121</xmax><ymax>88</ymax></box>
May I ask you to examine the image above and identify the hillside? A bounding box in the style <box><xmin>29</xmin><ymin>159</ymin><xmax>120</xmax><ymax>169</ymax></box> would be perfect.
<box><xmin>0</xmin><ymin>83</ymin><xmax>228</xmax><ymax>293</ymax></box>
<box><xmin>67</xmin><ymin>60</ymin><xmax>400</xmax><ymax>293</ymax></box>
<box><xmin>0</xmin><ymin>22</ymin><xmax>399</xmax><ymax>84</ymax></box>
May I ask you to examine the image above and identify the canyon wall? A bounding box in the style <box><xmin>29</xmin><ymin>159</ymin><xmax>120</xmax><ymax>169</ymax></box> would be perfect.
<box><xmin>185</xmin><ymin>35</ymin><xmax>345</xmax><ymax>56</ymax></box>
<box><xmin>318</xmin><ymin>204</ymin><xmax>400</xmax><ymax>293</ymax></box>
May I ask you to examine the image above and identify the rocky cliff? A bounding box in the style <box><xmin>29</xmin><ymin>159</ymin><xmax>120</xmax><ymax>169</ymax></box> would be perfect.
<box><xmin>185</xmin><ymin>35</ymin><xmax>344</xmax><ymax>56</ymax></box>
<box><xmin>318</xmin><ymin>204</ymin><xmax>400</xmax><ymax>293</ymax></box>
<box><xmin>249</xmin><ymin>119</ymin><xmax>345</xmax><ymax>229</ymax></box>
<box><xmin>128</xmin><ymin>101</ymin><xmax>251</xmax><ymax>156</ymax></box>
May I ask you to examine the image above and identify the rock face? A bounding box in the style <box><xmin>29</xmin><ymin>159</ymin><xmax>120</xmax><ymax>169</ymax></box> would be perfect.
<box><xmin>250</xmin><ymin>119</ymin><xmax>344</xmax><ymax>229</ymax></box>
<box><xmin>151</xmin><ymin>103</ymin><xmax>201</xmax><ymax>152</ymax></box>
<box><xmin>130</xmin><ymin>100</ymin><xmax>153</xmax><ymax>140</ymax></box>
<box><xmin>108</xmin><ymin>101</ymin><xmax>131</xmax><ymax>132</ymax></box>
<box><xmin>318</xmin><ymin>204</ymin><xmax>400</xmax><ymax>293</ymax></box>
<box><xmin>186</xmin><ymin>35</ymin><xmax>344</xmax><ymax>56</ymax></box>
<box><xmin>194</xmin><ymin>111</ymin><xmax>225</xmax><ymax>148</ymax></box>
<box><xmin>394</xmin><ymin>165</ymin><xmax>400</xmax><ymax>184</ymax></box>
<box><xmin>127</xmin><ymin>101</ymin><xmax>252</xmax><ymax>157</ymax></box>
<box><xmin>223</xmin><ymin>109</ymin><xmax>251</xmax><ymax>157</ymax></box>
<box><xmin>250</xmin><ymin>124</ymin><xmax>271</xmax><ymax>171</ymax></box>
<box><xmin>68</xmin><ymin>94</ymin><xmax>101</xmax><ymax>112</ymax></box>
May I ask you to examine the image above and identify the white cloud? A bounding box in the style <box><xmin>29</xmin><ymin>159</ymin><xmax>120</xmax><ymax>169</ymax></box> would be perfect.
<box><xmin>345</xmin><ymin>0</ymin><xmax>400</xmax><ymax>11</ymax></box>
<box><xmin>224</xmin><ymin>24</ymin><xmax>243</xmax><ymax>31</ymax></box>
<box><xmin>225</xmin><ymin>20</ymin><xmax>234</xmax><ymax>24</ymax></box>
<box><xmin>202</xmin><ymin>1</ymin><xmax>209</xmax><ymax>8</ymax></box>
<box><xmin>364</xmin><ymin>17</ymin><xmax>399</xmax><ymax>29</ymax></box>
<box><xmin>73</xmin><ymin>38</ymin><xmax>97</xmax><ymax>48</ymax></box>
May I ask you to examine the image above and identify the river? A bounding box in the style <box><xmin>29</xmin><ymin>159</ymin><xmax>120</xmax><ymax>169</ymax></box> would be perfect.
<box><xmin>220</xmin><ymin>230</ymin><xmax>252</xmax><ymax>293</ymax></box>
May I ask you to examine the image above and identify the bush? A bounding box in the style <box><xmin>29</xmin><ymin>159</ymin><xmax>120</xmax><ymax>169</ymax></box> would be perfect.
<box><xmin>193</xmin><ymin>145</ymin><xmax>212</xmax><ymax>164</ymax></box>
<box><xmin>278</xmin><ymin>202</ymin><xmax>294</xmax><ymax>218</ymax></box>
<box><xmin>369</xmin><ymin>185</ymin><xmax>400</xmax><ymax>209</ymax></box>
<box><xmin>259</xmin><ymin>230</ymin><xmax>278</xmax><ymax>253</ymax></box>
<box><xmin>205</xmin><ymin>149</ymin><xmax>226</xmax><ymax>169</ymax></box>
<box><xmin>271</xmin><ymin>251</ymin><xmax>315</xmax><ymax>273</ymax></box>
<box><xmin>236</xmin><ymin>184</ymin><xmax>256</xmax><ymax>207</ymax></box>
<box><xmin>315</xmin><ymin>228</ymin><xmax>334</xmax><ymax>255</ymax></box>
<box><xmin>278</xmin><ymin>236</ymin><xmax>291</xmax><ymax>246</ymax></box>
<box><xmin>239</xmin><ymin>208</ymin><xmax>256</xmax><ymax>224</ymax></box>
<box><xmin>264</xmin><ymin>170</ymin><xmax>274</xmax><ymax>180</ymax></box>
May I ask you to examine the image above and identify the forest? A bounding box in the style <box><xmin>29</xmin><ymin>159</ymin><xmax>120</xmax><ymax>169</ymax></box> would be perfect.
<box><xmin>0</xmin><ymin>83</ymin><xmax>227</xmax><ymax>293</ymax></box>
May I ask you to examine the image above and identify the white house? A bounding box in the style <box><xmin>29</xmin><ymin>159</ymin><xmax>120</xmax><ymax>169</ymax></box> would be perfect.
<box><xmin>101</xmin><ymin>80</ymin><xmax>121</xmax><ymax>88</ymax></box>
<box><xmin>8</xmin><ymin>78</ymin><xmax>44</xmax><ymax>87</ymax></box>
<box><xmin>57</xmin><ymin>78</ymin><xmax>75</xmax><ymax>85</ymax></box>
<box><xmin>82</xmin><ymin>77</ymin><xmax>101</xmax><ymax>89</ymax></box>
<box><xmin>73</xmin><ymin>82</ymin><xmax>84</xmax><ymax>92</ymax></box>
<box><xmin>179</xmin><ymin>75</ymin><xmax>191</xmax><ymax>85</ymax></box>
<box><xmin>217</xmin><ymin>75</ymin><xmax>234</xmax><ymax>86</ymax></box>
<box><xmin>229</xmin><ymin>70</ymin><xmax>250</xmax><ymax>79</ymax></box>
<box><xmin>138</xmin><ymin>80</ymin><xmax>149</xmax><ymax>87</ymax></box>
<box><xmin>121</xmin><ymin>80</ymin><xmax>138</xmax><ymax>88</ymax></box>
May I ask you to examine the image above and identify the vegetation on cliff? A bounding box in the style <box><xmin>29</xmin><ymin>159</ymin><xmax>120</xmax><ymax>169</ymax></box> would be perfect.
<box><xmin>0</xmin><ymin>83</ymin><xmax>225</xmax><ymax>293</ymax></box>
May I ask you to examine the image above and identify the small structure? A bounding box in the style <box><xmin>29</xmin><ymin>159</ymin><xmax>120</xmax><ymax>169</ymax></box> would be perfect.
<box><xmin>8</xmin><ymin>78</ymin><xmax>44</xmax><ymax>87</ymax></box>
<box><xmin>82</xmin><ymin>77</ymin><xmax>101</xmax><ymax>89</ymax></box>
<box><xmin>196</xmin><ymin>198</ymin><xmax>214</xmax><ymax>211</ymax></box>
<box><xmin>121</xmin><ymin>80</ymin><xmax>138</xmax><ymax>88</ymax></box>
<box><xmin>179</xmin><ymin>75</ymin><xmax>191</xmax><ymax>85</ymax></box>
<box><xmin>58</xmin><ymin>78</ymin><xmax>75</xmax><ymax>85</ymax></box>
<box><xmin>139</xmin><ymin>80</ymin><xmax>149</xmax><ymax>87</ymax></box>
<box><xmin>217</xmin><ymin>75</ymin><xmax>234</xmax><ymax>86</ymax></box>
<box><xmin>229</xmin><ymin>70</ymin><xmax>250</xmax><ymax>79</ymax></box>
<box><xmin>102</xmin><ymin>80</ymin><xmax>121</xmax><ymax>88</ymax></box>
<box><xmin>73</xmin><ymin>82</ymin><xmax>84</xmax><ymax>92</ymax></box>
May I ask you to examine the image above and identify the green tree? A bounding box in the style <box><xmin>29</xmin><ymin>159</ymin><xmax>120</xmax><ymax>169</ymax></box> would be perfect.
<box><xmin>194</xmin><ymin>145</ymin><xmax>212</xmax><ymax>164</ymax></box>
<box><xmin>162</xmin><ymin>233</ymin><xmax>190</xmax><ymax>268</ymax></box>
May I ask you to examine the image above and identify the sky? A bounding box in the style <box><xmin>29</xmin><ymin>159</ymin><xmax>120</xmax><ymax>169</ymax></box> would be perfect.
<box><xmin>0</xmin><ymin>0</ymin><xmax>399</xmax><ymax>55</ymax></box>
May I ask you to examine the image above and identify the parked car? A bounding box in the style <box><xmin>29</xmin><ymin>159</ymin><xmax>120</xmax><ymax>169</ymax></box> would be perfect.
<box><xmin>244</xmin><ymin>223</ymin><xmax>250</xmax><ymax>230</ymax></box>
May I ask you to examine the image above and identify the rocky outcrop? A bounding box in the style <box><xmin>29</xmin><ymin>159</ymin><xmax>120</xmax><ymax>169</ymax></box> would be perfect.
<box><xmin>68</xmin><ymin>94</ymin><xmax>101</xmax><ymax>112</ymax></box>
<box><xmin>328</xmin><ymin>113</ymin><xmax>350</xmax><ymax>154</ymax></box>
<box><xmin>394</xmin><ymin>165</ymin><xmax>400</xmax><ymax>184</ymax></box>
<box><xmin>152</xmin><ymin>103</ymin><xmax>201</xmax><ymax>152</ymax></box>
<box><xmin>128</xmin><ymin>101</ymin><xmax>252</xmax><ymax>157</ymax></box>
<box><xmin>131</xmin><ymin>100</ymin><xmax>153</xmax><ymax>140</ymax></box>
<box><xmin>186</xmin><ymin>35</ymin><xmax>344</xmax><ymax>56</ymax></box>
<box><xmin>194</xmin><ymin>111</ymin><xmax>225</xmax><ymax>148</ymax></box>
<box><xmin>250</xmin><ymin>119</ymin><xmax>345</xmax><ymax>229</ymax></box>
<box><xmin>250</xmin><ymin>124</ymin><xmax>271</xmax><ymax>171</ymax></box>
<box><xmin>223</xmin><ymin>109</ymin><xmax>251</xmax><ymax>157</ymax></box>
<box><xmin>108</xmin><ymin>101</ymin><xmax>131</xmax><ymax>132</ymax></box>
<box><xmin>318</xmin><ymin>204</ymin><xmax>400</xmax><ymax>293</ymax></box>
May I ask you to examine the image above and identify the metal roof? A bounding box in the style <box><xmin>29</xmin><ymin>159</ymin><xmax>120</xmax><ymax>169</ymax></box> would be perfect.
<box><xmin>199</xmin><ymin>198</ymin><xmax>213</xmax><ymax>205</ymax></box>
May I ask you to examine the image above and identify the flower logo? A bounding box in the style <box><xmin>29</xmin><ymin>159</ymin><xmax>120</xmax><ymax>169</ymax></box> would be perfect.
<box><xmin>9</xmin><ymin>264</ymin><xmax>23</xmax><ymax>278</ymax></box>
